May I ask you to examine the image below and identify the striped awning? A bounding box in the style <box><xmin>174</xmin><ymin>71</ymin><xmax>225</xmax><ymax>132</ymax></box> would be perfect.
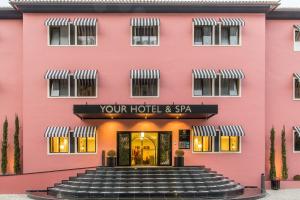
<box><xmin>293</xmin><ymin>126</ymin><xmax>300</xmax><ymax>136</ymax></box>
<box><xmin>130</xmin><ymin>69</ymin><xmax>160</xmax><ymax>79</ymax></box>
<box><xmin>44</xmin><ymin>126</ymin><xmax>70</xmax><ymax>138</ymax></box>
<box><xmin>192</xmin><ymin>69</ymin><xmax>217</xmax><ymax>79</ymax></box>
<box><xmin>74</xmin><ymin>70</ymin><xmax>98</xmax><ymax>79</ymax></box>
<box><xmin>73</xmin><ymin>18</ymin><xmax>97</xmax><ymax>26</ymax></box>
<box><xmin>193</xmin><ymin>126</ymin><xmax>217</xmax><ymax>136</ymax></box>
<box><xmin>44</xmin><ymin>69</ymin><xmax>69</xmax><ymax>80</ymax></box>
<box><xmin>73</xmin><ymin>126</ymin><xmax>97</xmax><ymax>138</ymax></box>
<box><xmin>294</xmin><ymin>73</ymin><xmax>300</xmax><ymax>81</ymax></box>
<box><xmin>294</xmin><ymin>25</ymin><xmax>300</xmax><ymax>31</ymax></box>
<box><xmin>220</xmin><ymin>18</ymin><xmax>245</xmax><ymax>26</ymax></box>
<box><xmin>44</xmin><ymin>18</ymin><xmax>70</xmax><ymax>26</ymax></box>
<box><xmin>130</xmin><ymin>18</ymin><xmax>160</xmax><ymax>26</ymax></box>
<box><xmin>219</xmin><ymin>69</ymin><xmax>245</xmax><ymax>79</ymax></box>
<box><xmin>193</xmin><ymin>18</ymin><xmax>218</xmax><ymax>26</ymax></box>
<box><xmin>219</xmin><ymin>125</ymin><xmax>245</xmax><ymax>136</ymax></box>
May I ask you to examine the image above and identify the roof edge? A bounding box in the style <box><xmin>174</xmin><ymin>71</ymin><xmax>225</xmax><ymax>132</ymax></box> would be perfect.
<box><xmin>0</xmin><ymin>8</ymin><xmax>22</xmax><ymax>19</ymax></box>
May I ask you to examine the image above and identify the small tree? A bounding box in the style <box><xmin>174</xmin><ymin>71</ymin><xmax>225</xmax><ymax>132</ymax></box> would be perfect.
<box><xmin>281</xmin><ymin>126</ymin><xmax>288</xmax><ymax>180</ymax></box>
<box><xmin>269</xmin><ymin>127</ymin><xmax>276</xmax><ymax>180</ymax></box>
<box><xmin>14</xmin><ymin>115</ymin><xmax>21</xmax><ymax>174</ymax></box>
<box><xmin>1</xmin><ymin>118</ymin><xmax>8</xmax><ymax>174</ymax></box>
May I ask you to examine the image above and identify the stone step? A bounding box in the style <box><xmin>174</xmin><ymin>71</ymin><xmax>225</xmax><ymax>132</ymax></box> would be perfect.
<box><xmin>78</xmin><ymin>173</ymin><xmax>219</xmax><ymax>178</ymax></box>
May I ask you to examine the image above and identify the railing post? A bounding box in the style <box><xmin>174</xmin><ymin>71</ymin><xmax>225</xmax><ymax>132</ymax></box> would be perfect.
<box><xmin>261</xmin><ymin>173</ymin><xmax>266</xmax><ymax>193</ymax></box>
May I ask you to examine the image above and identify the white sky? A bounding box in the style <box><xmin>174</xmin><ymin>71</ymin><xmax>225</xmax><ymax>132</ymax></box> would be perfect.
<box><xmin>0</xmin><ymin>0</ymin><xmax>299</xmax><ymax>8</ymax></box>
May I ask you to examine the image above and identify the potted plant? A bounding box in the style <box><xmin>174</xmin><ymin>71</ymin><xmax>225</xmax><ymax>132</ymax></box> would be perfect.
<box><xmin>174</xmin><ymin>149</ymin><xmax>184</xmax><ymax>167</ymax></box>
<box><xmin>270</xmin><ymin>127</ymin><xmax>280</xmax><ymax>190</ymax></box>
<box><xmin>106</xmin><ymin>150</ymin><xmax>116</xmax><ymax>167</ymax></box>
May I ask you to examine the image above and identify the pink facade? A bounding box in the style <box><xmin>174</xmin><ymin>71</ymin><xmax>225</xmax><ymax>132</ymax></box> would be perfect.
<box><xmin>0</xmin><ymin>0</ymin><xmax>299</xmax><ymax>193</ymax></box>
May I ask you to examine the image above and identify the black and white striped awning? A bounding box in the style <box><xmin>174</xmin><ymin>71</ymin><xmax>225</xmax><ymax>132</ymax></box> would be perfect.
<box><xmin>220</xmin><ymin>18</ymin><xmax>245</xmax><ymax>26</ymax></box>
<box><xmin>73</xmin><ymin>18</ymin><xmax>97</xmax><ymax>26</ymax></box>
<box><xmin>219</xmin><ymin>125</ymin><xmax>245</xmax><ymax>136</ymax></box>
<box><xmin>44</xmin><ymin>126</ymin><xmax>70</xmax><ymax>137</ymax></box>
<box><xmin>294</xmin><ymin>25</ymin><xmax>300</xmax><ymax>31</ymax></box>
<box><xmin>219</xmin><ymin>69</ymin><xmax>245</xmax><ymax>79</ymax></box>
<box><xmin>293</xmin><ymin>126</ymin><xmax>300</xmax><ymax>136</ymax></box>
<box><xmin>44</xmin><ymin>69</ymin><xmax>69</xmax><ymax>79</ymax></box>
<box><xmin>193</xmin><ymin>126</ymin><xmax>217</xmax><ymax>136</ymax></box>
<box><xmin>294</xmin><ymin>73</ymin><xmax>300</xmax><ymax>81</ymax></box>
<box><xmin>44</xmin><ymin>18</ymin><xmax>70</xmax><ymax>26</ymax></box>
<box><xmin>130</xmin><ymin>69</ymin><xmax>160</xmax><ymax>79</ymax></box>
<box><xmin>74</xmin><ymin>70</ymin><xmax>98</xmax><ymax>79</ymax></box>
<box><xmin>130</xmin><ymin>18</ymin><xmax>160</xmax><ymax>26</ymax></box>
<box><xmin>192</xmin><ymin>69</ymin><xmax>217</xmax><ymax>79</ymax></box>
<box><xmin>193</xmin><ymin>18</ymin><xmax>218</xmax><ymax>26</ymax></box>
<box><xmin>73</xmin><ymin>126</ymin><xmax>97</xmax><ymax>138</ymax></box>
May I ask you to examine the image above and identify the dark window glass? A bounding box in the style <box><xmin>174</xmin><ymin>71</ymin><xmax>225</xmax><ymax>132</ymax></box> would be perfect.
<box><xmin>194</xmin><ymin>26</ymin><xmax>213</xmax><ymax>45</ymax></box>
<box><xmin>70</xmin><ymin>75</ymin><xmax>75</xmax><ymax>97</ymax></box>
<box><xmin>294</xmin><ymin>132</ymin><xmax>300</xmax><ymax>151</ymax></box>
<box><xmin>214</xmin><ymin>132</ymin><xmax>220</xmax><ymax>152</ymax></box>
<box><xmin>132</xmin><ymin>26</ymin><xmax>159</xmax><ymax>45</ymax></box>
<box><xmin>77</xmin><ymin>26</ymin><xmax>96</xmax><ymax>45</ymax></box>
<box><xmin>77</xmin><ymin>79</ymin><xmax>96</xmax><ymax>97</ymax></box>
<box><xmin>214</xmin><ymin>26</ymin><xmax>219</xmax><ymax>45</ymax></box>
<box><xmin>194</xmin><ymin>79</ymin><xmax>212</xmax><ymax>96</ymax></box>
<box><xmin>49</xmin><ymin>79</ymin><xmax>69</xmax><ymax>97</ymax></box>
<box><xmin>132</xmin><ymin>79</ymin><xmax>158</xmax><ymax>97</ymax></box>
<box><xmin>214</xmin><ymin>76</ymin><xmax>220</xmax><ymax>96</ymax></box>
<box><xmin>221</xmin><ymin>26</ymin><xmax>239</xmax><ymax>45</ymax></box>
<box><xmin>70</xmin><ymin>132</ymin><xmax>75</xmax><ymax>153</ymax></box>
<box><xmin>49</xmin><ymin>26</ymin><xmax>69</xmax><ymax>45</ymax></box>
<box><xmin>295</xmin><ymin>79</ymin><xmax>300</xmax><ymax>99</ymax></box>
<box><xmin>221</xmin><ymin>79</ymin><xmax>239</xmax><ymax>96</ymax></box>
<box><xmin>70</xmin><ymin>25</ymin><xmax>75</xmax><ymax>45</ymax></box>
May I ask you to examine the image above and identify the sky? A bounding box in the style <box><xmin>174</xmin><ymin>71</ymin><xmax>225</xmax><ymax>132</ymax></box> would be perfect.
<box><xmin>0</xmin><ymin>0</ymin><xmax>299</xmax><ymax>7</ymax></box>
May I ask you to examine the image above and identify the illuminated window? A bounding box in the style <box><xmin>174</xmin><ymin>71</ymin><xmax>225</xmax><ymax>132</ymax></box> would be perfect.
<box><xmin>77</xmin><ymin>137</ymin><xmax>96</xmax><ymax>153</ymax></box>
<box><xmin>193</xmin><ymin>136</ymin><xmax>212</xmax><ymax>152</ymax></box>
<box><xmin>49</xmin><ymin>137</ymin><xmax>69</xmax><ymax>153</ymax></box>
<box><xmin>220</xmin><ymin>136</ymin><xmax>240</xmax><ymax>152</ymax></box>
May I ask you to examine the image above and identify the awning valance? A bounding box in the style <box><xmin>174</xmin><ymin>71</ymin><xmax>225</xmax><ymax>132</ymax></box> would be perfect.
<box><xmin>193</xmin><ymin>18</ymin><xmax>218</xmax><ymax>26</ymax></box>
<box><xmin>219</xmin><ymin>69</ymin><xmax>245</xmax><ymax>79</ymax></box>
<box><xmin>220</xmin><ymin>18</ymin><xmax>245</xmax><ymax>26</ymax></box>
<box><xmin>193</xmin><ymin>126</ymin><xmax>217</xmax><ymax>136</ymax></box>
<box><xmin>219</xmin><ymin>125</ymin><xmax>245</xmax><ymax>136</ymax></box>
<box><xmin>293</xmin><ymin>126</ymin><xmax>300</xmax><ymax>136</ymax></box>
<box><xmin>74</xmin><ymin>126</ymin><xmax>97</xmax><ymax>137</ymax></box>
<box><xmin>294</xmin><ymin>73</ymin><xmax>300</xmax><ymax>80</ymax></box>
<box><xmin>44</xmin><ymin>126</ymin><xmax>70</xmax><ymax>137</ymax></box>
<box><xmin>130</xmin><ymin>69</ymin><xmax>160</xmax><ymax>79</ymax></box>
<box><xmin>45</xmin><ymin>18</ymin><xmax>70</xmax><ymax>26</ymax></box>
<box><xmin>130</xmin><ymin>18</ymin><xmax>160</xmax><ymax>26</ymax></box>
<box><xmin>294</xmin><ymin>25</ymin><xmax>300</xmax><ymax>31</ymax></box>
<box><xmin>45</xmin><ymin>69</ymin><xmax>69</xmax><ymax>80</ymax></box>
<box><xmin>192</xmin><ymin>69</ymin><xmax>217</xmax><ymax>79</ymax></box>
<box><xmin>73</xmin><ymin>18</ymin><xmax>97</xmax><ymax>26</ymax></box>
<box><xmin>74</xmin><ymin>70</ymin><xmax>98</xmax><ymax>79</ymax></box>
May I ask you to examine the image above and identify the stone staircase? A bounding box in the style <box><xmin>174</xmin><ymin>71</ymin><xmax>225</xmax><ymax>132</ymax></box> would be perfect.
<box><xmin>45</xmin><ymin>166</ymin><xmax>244</xmax><ymax>199</ymax></box>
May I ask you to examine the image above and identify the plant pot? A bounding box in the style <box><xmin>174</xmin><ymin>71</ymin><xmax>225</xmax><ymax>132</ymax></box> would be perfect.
<box><xmin>271</xmin><ymin>179</ymin><xmax>280</xmax><ymax>190</ymax></box>
<box><xmin>174</xmin><ymin>157</ymin><xmax>184</xmax><ymax>167</ymax></box>
<box><xmin>106</xmin><ymin>157</ymin><xmax>116</xmax><ymax>167</ymax></box>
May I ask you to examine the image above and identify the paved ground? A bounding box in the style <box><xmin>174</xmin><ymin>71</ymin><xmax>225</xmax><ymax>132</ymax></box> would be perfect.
<box><xmin>0</xmin><ymin>190</ymin><xmax>300</xmax><ymax>200</ymax></box>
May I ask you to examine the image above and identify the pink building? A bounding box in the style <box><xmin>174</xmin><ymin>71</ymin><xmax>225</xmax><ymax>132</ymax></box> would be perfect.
<box><xmin>0</xmin><ymin>0</ymin><xmax>299</xmax><ymax>198</ymax></box>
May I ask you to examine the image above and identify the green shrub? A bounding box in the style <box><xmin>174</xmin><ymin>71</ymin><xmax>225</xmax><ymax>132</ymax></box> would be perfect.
<box><xmin>269</xmin><ymin>127</ymin><xmax>276</xmax><ymax>180</ymax></box>
<box><xmin>107</xmin><ymin>150</ymin><xmax>116</xmax><ymax>157</ymax></box>
<box><xmin>14</xmin><ymin>115</ymin><xmax>21</xmax><ymax>174</ymax></box>
<box><xmin>281</xmin><ymin>126</ymin><xmax>288</xmax><ymax>180</ymax></box>
<box><xmin>175</xmin><ymin>150</ymin><xmax>184</xmax><ymax>157</ymax></box>
<box><xmin>293</xmin><ymin>175</ymin><xmax>300</xmax><ymax>181</ymax></box>
<box><xmin>1</xmin><ymin>118</ymin><xmax>8</xmax><ymax>174</ymax></box>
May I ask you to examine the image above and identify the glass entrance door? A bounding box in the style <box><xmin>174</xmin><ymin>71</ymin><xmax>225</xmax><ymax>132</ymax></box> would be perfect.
<box><xmin>158</xmin><ymin>132</ymin><xmax>172</xmax><ymax>166</ymax></box>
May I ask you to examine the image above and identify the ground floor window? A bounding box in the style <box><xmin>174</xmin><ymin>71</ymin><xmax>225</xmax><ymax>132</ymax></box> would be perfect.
<box><xmin>77</xmin><ymin>137</ymin><xmax>96</xmax><ymax>153</ymax></box>
<box><xmin>294</xmin><ymin>132</ymin><xmax>300</xmax><ymax>152</ymax></box>
<box><xmin>193</xmin><ymin>136</ymin><xmax>212</xmax><ymax>152</ymax></box>
<box><xmin>49</xmin><ymin>137</ymin><xmax>69</xmax><ymax>153</ymax></box>
<box><xmin>220</xmin><ymin>136</ymin><xmax>240</xmax><ymax>152</ymax></box>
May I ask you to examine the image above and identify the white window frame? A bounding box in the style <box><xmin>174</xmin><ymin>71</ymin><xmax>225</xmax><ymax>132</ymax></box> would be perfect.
<box><xmin>47</xmin><ymin>74</ymin><xmax>98</xmax><ymax>99</ymax></box>
<box><xmin>218</xmin><ymin>76</ymin><xmax>242</xmax><ymax>97</ymax></box>
<box><xmin>192</xmin><ymin>24</ymin><xmax>215</xmax><ymax>46</ymax></box>
<box><xmin>75</xmin><ymin>24</ymin><xmax>98</xmax><ymax>47</ymax></box>
<box><xmin>48</xmin><ymin>131</ymin><xmax>98</xmax><ymax>155</ymax></box>
<box><xmin>131</xmin><ymin>25</ymin><xmax>160</xmax><ymax>47</ymax></box>
<box><xmin>130</xmin><ymin>79</ymin><xmax>160</xmax><ymax>98</ymax></box>
<box><xmin>47</xmin><ymin>24</ymin><xmax>71</xmax><ymax>47</ymax></box>
<box><xmin>294</xmin><ymin>29</ymin><xmax>300</xmax><ymax>52</ymax></box>
<box><xmin>192</xmin><ymin>75</ymin><xmax>215</xmax><ymax>97</ymax></box>
<box><xmin>293</xmin><ymin>77</ymin><xmax>300</xmax><ymax>100</ymax></box>
<box><xmin>192</xmin><ymin>130</ymin><xmax>242</xmax><ymax>154</ymax></box>
<box><xmin>293</xmin><ymin>130</ymin><xmax>300</xmax><ymax>153</ymax></box>
<box><xmin>219</xmin><ymin>24</ymin><xmax>242</xmax><ymax>47</ymax></box>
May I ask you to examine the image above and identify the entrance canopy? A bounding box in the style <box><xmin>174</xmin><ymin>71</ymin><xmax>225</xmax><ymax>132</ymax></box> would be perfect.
<box><xmin>74</xmin><ymin>104</ymin><xmax>218</xmax><ymax>120</ymax></box>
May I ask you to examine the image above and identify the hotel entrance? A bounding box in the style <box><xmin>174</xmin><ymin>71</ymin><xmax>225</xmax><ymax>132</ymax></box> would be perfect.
<box><xmin>117</xmin><ymin>131</ymin><xmax>172</xmax><ymax>166</ymax></box>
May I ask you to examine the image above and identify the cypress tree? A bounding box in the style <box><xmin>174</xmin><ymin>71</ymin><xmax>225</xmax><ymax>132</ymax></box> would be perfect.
<box><xmin>14</xmin><ymin>115</ymin><xmax>21</xmax><ymax>174</ymax></box>
<box><xmin>281</xmin><ymin>126</ymin><xmax>288</xmax><ymax>180</ymax></box>
<box><xmin>1</xmin><ymin>118</ymin><xmax>8</xmax><ymax>174</ymax></box>
<box><xmin>269</xmin><ymin>127</ymin><xmax>276</xmax><ymax>180</ymax></box>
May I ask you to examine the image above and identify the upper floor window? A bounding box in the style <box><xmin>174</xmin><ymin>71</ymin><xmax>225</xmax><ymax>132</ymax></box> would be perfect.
<box><xmin>192</xmin><ymin>69</ymin><xmax>244</xmax><ymax>97</ymax></box>
<box><xmin>293</xmin><ymin>73</ymin><xmax>300</xmax><ymax>99</ymax></box>
<box><xmin>131</xmin><ymin>18</ymin><xmax>160</xmax><ymax>46</ymax></box>
<box><xmin>193</xmin><ymin>18</ymin><xmax>244</xmax><ymax>46</ymax></box>
<box><xmin>130</xmin><ymin>69</ymin><xmax>160</xmax><ymax>97</ymax></box>
<box><xmin>45</xmin><ymin>69</ymin><xmax>98</xmax><ymax>98</ymax></box>
<box><xmin>294</xmin><ymin>127</ymin><xmax>300</xmax><ymax>152</ymax></box>
<box><xmin>45</xmin><ymin>17</ymin><xmax>97</xmax><ymax>46</ymax></box>
<box><xmin>294</xmin><ymin>25</ymin><xmax>300</xmax><ymax>51</ymax></box>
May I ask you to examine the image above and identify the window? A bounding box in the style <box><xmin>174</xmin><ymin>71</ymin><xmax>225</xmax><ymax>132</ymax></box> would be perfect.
<box><xmin>77</xmin><ymin>136</ymin><xmax>96</xmax><ymax>153</ymax></box>
<box><xmin>193</xmin><ymin>79</ymin><xmax>213</xmax><ymax>96</ymax></box>
<box><xmin>214</xmin><ymin>75</ymin><xmax>241</xmax><ymax>97</ymax></box>
<box><xmin>194</xmin><ymin>26</ymin><xmax>213</xmax><ymax>45</ymax></box>
<box><xmin>132</xmin><ymin>79</ymin><xmax>159</xmax><ymax>97</ymax></box>
<box><xmin>77</xmin><ymin>26</ymin><xmax>96</xmax><ymax>45</ymax></box>
<box><xmin>49</xmin><ymin>137</ymin><xmax>69</xmax><ymax>153</ymax></box>
<box><xmin>49</xmin><ymin>79</ymin><xmax>69</xmax><ymax>97</ymax></box>
<box><xmin>294</xmin><ymin>132</ymin><xmax>300</xmax><ymax>152</ymax></box>
<box><xmin>221</xmin><ymin>26</ymin><xmax>239</xmax><ymax>45</ymax></box>
<box><xmin>220</xmin><ymin>136</ymin><xmax>240</xmax><ymax>152</ymax></box>
<box><xmin>77</xmin><ymin>79</ymin><xmax>96</xmax><ymax>97</ymax></box>
<box><xmin>294</xmin><ymin>78</ymin><xmax>300</xmax><ymax>99</ymax></box>
<box><xmin>295</xmin><ymin>30</ymin><xmax>300</xmax><ymax>51</ymax></box>
<box><xmin>193</xmin><ymin>136</ymin><xmax>212</xmax><ymax>152</ymax></box>
<box><xmin>49</xmin><ymin>26</ymin><xmax>70</xmax><ymax>45</ymax></box>
<box><xmin>132</xmin><ymin>26</ymin><xmax>159</xmax><ymax>46</ymax></box>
